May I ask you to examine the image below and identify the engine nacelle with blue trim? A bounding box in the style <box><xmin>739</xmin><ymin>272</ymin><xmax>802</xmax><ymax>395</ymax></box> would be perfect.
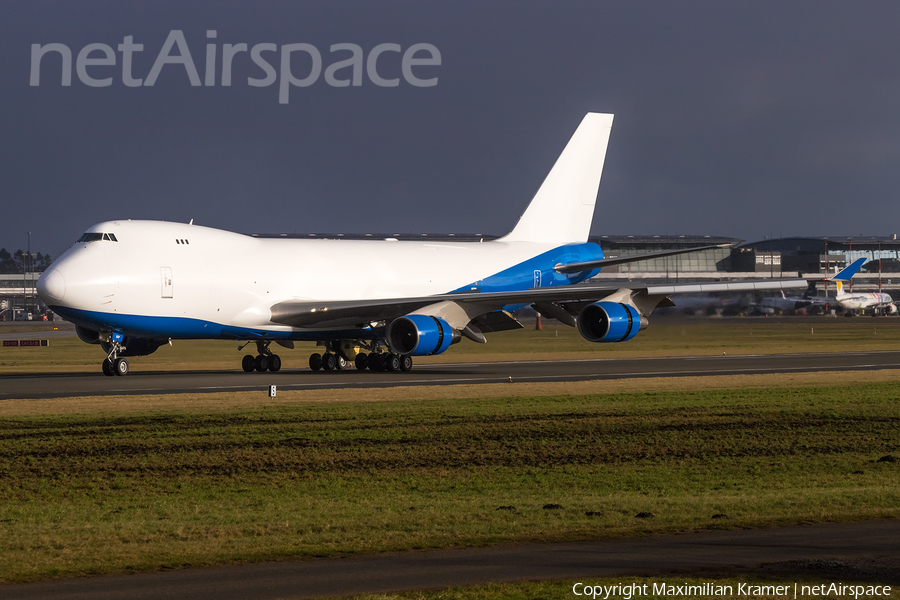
<box><xmin>577</xmin><ymin>301</ymin><xmax>646</xmax><ymax>343</ymax></box>
<box><xmin>386</xmin><ymin>314</ymin><xmax>460</xmax><ymax>356</ymax></box>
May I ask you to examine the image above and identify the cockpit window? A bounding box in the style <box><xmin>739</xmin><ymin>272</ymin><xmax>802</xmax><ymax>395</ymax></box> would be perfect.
<box><xmin>77</xmin><ymin>232</ymin><xmax>118</xmax><ymax>243</ymax></box>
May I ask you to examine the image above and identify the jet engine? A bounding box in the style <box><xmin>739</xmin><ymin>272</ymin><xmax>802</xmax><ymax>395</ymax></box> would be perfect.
<box><xmin>386</xmin><ymin>314</ymin><xmax>460</xmax><ymax>356</ymax></box>
<box><xmin>577</xmin><ymin>301</ymin><xmax>647</xmax><ymax>343</ymax></box>
<box><xmin>100</xmin><ymin>337</ymin><xmax>168</xmax><ymax>357</ymax></box>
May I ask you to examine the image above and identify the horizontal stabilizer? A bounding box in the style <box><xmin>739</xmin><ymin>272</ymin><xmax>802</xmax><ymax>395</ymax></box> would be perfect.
<box><xmin>555</xmin><ymin>243</ymin><xmax>732</xmax><ymax>274</ymax></box>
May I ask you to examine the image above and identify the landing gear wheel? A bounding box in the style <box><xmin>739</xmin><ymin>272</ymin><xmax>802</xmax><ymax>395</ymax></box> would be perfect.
<box><xmin>355</xmin><ymin>353</ymin><xmax>368</xmax><ymax>371</ymax></box>
<box><xmin>114</xmin><ymin>357</ymin><xmax>129</xmax><ymax>376</ymax></box>
<box><xmin>254</xmin><ymin>355</ymin><xmax>269</xmax><ymax>372</ymax></box>
<box><xmin>102</xmin><ymin>358</ymin><xmax>114</xmax><ymax>377</ymax></box>
<box><xmin>335</xmin><ymin>355</ymin><xmax>349</xmax><ymax>370</ymax></box>
<box><xmin>268</xmin><ymin>354</ymin><xmax>282</xmax><ymax>372</ymax></box>
<box><xmin>368</xmin><ymin>354</ymin><xmax>382</xmax><ymax>372</ymax></box>
<box><xmin>309</xmin><ymin>353</ymin><xmax>323</xmax><ymax>371</ymax></box>
<box><xmin>322</xmin><ymin>353</ymin><xmax>337</xmax><ymax>371</ymax></box>
<box><xmin>386</xmin><ymin>354</ymin><xmax>401</xmax><ymax>372</ymax></box>
<box><xmin>399</xmin><ymin>355</ymin><xmax>413</xmax><ymax>372</ymax></box>
<box><xmin>241</xmin><ymin>354</ymin><xmax>256</xmax><ymax>372</ymax></box>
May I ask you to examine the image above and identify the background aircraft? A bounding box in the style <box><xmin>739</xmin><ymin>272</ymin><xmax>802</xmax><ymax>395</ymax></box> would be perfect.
<box><xmin>830</xmin><ymin>258</ymin><xmax>897</xmax><ymax>315</ymax></box>
<box><xmin>764</xmin><ymin>258</ymin><xmax>898</xmax><ymax>316</ymax></box>
<box><xmin>757</xmin><ymin>286</ymin><xmax>823</xmax><ymax>314</ymax></box>
<box><xmin>37</xmin><ymin>113</ymin><xmax>807</xmax><ymax>376</ymax></box>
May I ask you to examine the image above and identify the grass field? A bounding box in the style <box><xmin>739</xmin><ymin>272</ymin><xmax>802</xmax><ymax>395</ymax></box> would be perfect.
<box><xmin>1</xmin><ymin>375</ymin><xmax>899</xmax><ymax>583</ymax></box>
<box><xmin>2</xmin><ymin>316</ymin><xmax>899</xmax><ymax>590</ymax></box>
<box><xmin>2</xmin><ymin>315</ymin><xmax>900</xmax><ymax>374</ymax></box>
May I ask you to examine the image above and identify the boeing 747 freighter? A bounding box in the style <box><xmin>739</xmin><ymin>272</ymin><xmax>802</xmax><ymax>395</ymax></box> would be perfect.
<box><xmin>37</xmin><ymin>113</ymin><xmax>807</xmax><ymax>375</ymax></box>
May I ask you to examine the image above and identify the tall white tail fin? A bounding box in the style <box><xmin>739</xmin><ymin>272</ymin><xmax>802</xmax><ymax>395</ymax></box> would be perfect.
<box><xmin>499</xmin><ymin>113</ymin><xmax>613</xmax><ymax>244</ymax></box>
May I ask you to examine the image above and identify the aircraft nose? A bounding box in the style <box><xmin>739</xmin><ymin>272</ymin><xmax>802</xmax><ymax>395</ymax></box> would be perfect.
<box><xmin>37</xmin><ymin>268</ymin><xmax>66</xmax><ymax>303</ymax></box>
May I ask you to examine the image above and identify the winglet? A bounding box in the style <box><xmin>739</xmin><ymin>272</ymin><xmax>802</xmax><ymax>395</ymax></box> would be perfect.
<box><xmin>499</xmin><ymin>113</ymin><xmax>613</xmax><ymax>245</ymax></box>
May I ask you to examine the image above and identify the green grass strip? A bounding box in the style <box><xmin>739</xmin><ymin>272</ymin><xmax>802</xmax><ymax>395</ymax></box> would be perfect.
<box><xmin>1</xmin><ymin>384</ymin><xmax>899</xmax><ymax>582</ymax></box>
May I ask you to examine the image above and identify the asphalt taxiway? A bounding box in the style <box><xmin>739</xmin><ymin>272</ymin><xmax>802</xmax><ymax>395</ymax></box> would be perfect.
<box><xmin>2</xmin><ymin>350</ymin><xmax>900</xmax><ymax>400</ymax></box>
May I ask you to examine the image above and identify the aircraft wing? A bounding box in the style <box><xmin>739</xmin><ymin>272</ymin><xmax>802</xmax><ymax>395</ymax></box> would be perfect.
<box><xmin>269</xmin><ymin>278</ymin><xmax>808</xmax><ymax>329</ymax></box>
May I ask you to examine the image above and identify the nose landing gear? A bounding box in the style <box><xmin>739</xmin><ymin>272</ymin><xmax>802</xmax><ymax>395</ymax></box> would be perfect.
<box><xmin>101</xmin><ymin>338</ymin><xmax>129</xmax><ymax>377</ymax></box>
<box><xmin>239</xmin><ymin>340</ymin><xmax>282</xmax><ymax>373</ymax></box>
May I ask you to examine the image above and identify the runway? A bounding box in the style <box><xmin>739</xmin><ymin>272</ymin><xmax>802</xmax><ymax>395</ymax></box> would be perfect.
<box><xmin>5</xmin><ymin>520</ymin><xmax>899</xmax><ymax>600</ymax></box>
<box><xmin>2</xmin><ymin>350</ymin><xmax>900</xmax><ymax>400</ymax></box>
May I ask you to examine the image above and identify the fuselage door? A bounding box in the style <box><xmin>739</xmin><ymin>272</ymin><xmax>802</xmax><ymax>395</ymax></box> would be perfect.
<box><xmin>160</xmin><ymin>267</ymin><xmax>173</xmax><ymax>298</ymax></box>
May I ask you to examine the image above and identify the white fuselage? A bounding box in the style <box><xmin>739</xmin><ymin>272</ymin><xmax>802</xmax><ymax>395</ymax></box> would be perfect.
<box><xmin>836</xmin><ymin>291</ymin><xmax>894</xmax><ymax>311</ymax></box>
<box><xmin>39</xmin><ymin>220</ymin><xmax>562</xmax><ymax>337</ymax></box>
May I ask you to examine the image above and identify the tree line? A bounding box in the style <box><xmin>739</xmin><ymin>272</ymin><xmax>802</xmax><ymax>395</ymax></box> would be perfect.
<box><xmin>0</xmin><ymin>248</ymin><xmax>53</xmax><ymax>274</ymax></box>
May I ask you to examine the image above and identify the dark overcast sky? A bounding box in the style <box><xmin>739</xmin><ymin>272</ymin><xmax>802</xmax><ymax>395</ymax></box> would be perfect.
<box><xmin>3</xmin><ymin>1</ymin><xmax>900</xmax><ymax>259</ymax></box>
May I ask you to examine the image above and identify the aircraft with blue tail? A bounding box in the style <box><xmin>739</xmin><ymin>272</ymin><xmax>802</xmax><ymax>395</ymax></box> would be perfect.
<box><xmin>36</xmin><ymin>113</ymin><xmax>808</xmax><ymax>376</ymax></box>
<box><xmin>831</xmin><ymin>258</ymin><xmax>897</xmax><ymax>314</ymax></box>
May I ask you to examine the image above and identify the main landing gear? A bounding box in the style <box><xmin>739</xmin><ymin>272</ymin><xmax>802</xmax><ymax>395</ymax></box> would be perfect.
<box><xmin>234</xmin><ymin>339</ymin><xmax>415</xmax><ymax>373</ymax></box>
<box><xmin>308</xmin><ymin>341</ymin><xmax>413</xmax><ymax>372</ymax></box>
<box><xmin>101</xmin><ymin>340</ymin><xmax>129</xmax><ymax>377</ymax></box>
<box><xmin>239</xmin><ymin>340</ymin><xmax>282</xmax><ymax>373</ymax></box>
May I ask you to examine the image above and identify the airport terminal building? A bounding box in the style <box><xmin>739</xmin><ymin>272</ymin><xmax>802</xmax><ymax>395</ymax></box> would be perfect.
<box><xmin>0</xmin><ymin>272</ymin><xmax>41</xmax><ymax>320</ymax></box>
<box><xmin>590</xmin><ymin>234</ymin><xmax>900</xmax><ymax>293</ymax></box>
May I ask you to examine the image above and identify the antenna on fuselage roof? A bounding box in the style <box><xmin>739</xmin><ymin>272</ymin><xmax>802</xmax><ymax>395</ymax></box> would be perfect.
<box><xmin>189</xmin><ymin>219</ymin><xmax>194</xmax><ymax>225</ymax></box>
